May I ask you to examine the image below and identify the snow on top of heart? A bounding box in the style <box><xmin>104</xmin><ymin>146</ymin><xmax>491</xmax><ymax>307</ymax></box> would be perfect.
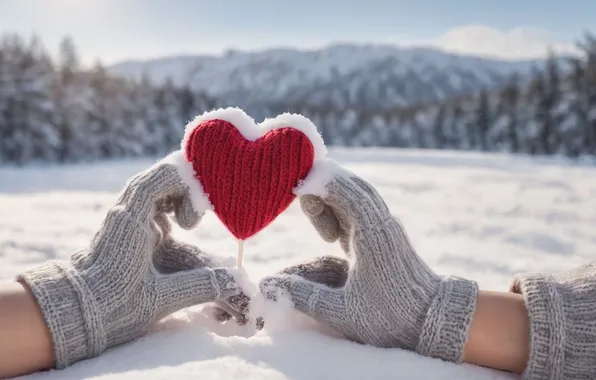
<box><xmin>293</xmin><ymin>158</ymin><xmax>354</xmax><ymax>198</ymax></box>
<box><xmin>181</xmin><ymin>107</ymin><xmax>327</xmax><ymax>161</ymax></box>
<box><xmin>260</xmin><ymin>113</ymin><xmax>326</xmax><ymax>161</ymax></box>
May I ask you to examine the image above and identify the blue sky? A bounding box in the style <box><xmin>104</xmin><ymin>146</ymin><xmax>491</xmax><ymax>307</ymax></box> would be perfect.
<box><xmin>0</xmin><ymin>0</ymin><xmax>593</xmax><ymax>65</ymax></box>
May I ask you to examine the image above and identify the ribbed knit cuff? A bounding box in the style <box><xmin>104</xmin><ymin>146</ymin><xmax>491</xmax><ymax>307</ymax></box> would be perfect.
<box><xmin>416</xmin><ymin>276</ymin><xmax>478</xmax><ymax>363</ymax></box>
<box><xmin>510</xmin><ymin>273</ymin><xmax>565</xmax><ymax>380</ymax></box>
<box><xmin>17</xmin><ymin>261</ymin><xmax>105</xmax><ymax>369</ymax></box>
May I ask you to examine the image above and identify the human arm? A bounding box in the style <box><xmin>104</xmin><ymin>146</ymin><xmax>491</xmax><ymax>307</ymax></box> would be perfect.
<box><xmin>0</xmin><ymin>281</ymin><xmax>55</xmax><ymax>379</ymax></box>
<box><xmin>463</xmin><ymin>290</ymin><xmax>529</xmax><ymax>373</ymax></box>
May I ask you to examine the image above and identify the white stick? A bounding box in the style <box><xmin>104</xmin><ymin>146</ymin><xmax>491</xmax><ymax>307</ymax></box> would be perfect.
<box><xmin>237</xmin><ymin>239</ymin><xmax>244</xmax><ymax>268</ymax></box>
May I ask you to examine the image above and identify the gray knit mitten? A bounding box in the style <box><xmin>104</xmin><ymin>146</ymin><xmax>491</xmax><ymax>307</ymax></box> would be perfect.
<box><xmin>17</xmin><ymin>152</ymin><xmax>246</xmax><ymax>369</ymax></box>
<box><xmin>260</xmin><ymin>159</ymin><xmax>478</xmax><ymax>363</ymax></box>
<box><xmin>511</xmin><ymin>261</ymin><xmax>596</xmax><ymax>379</ymax></box>
<box><xmin>256</xmin><ymin>255</ymin><xmax>350</xmax><ymax>330</ymax></box>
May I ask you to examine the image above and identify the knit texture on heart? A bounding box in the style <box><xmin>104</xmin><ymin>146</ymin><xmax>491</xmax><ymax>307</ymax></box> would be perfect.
<box><xmin>185</xmin><ymin>118</ymin><xmax>315</xmax><ymax>240</ymax></box>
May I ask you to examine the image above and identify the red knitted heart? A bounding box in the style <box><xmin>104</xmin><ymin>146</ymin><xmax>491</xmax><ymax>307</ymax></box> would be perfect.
<box><xmin>182</xmin><ymin>108</ymin><xmax>325</xmax><ymax>240</ymax></box>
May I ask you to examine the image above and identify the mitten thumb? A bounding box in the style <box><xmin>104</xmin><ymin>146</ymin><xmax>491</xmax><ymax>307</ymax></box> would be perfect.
<box><xmin>173</xmin><ymin>193</ymin><xmax>202</xmax><ymax>229</ymax></box>
<box><xmin>300</xmin><ymin>195</ymin><xmax>340</xmax><ymax>243</ymax></box>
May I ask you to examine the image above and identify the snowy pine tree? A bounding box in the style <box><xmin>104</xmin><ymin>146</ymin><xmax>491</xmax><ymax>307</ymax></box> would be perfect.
<box><xmin>0</xmin><ymin>34</ymin><xmax>57</xmax><ymax>165</ymax></box>
<box><xmin>476</xmin><ymin>90</ymin><xmax>492</xmax><ymax>151</ymax></box>
<box><xmin>52</xmin><ymin>36</ymin><xmax>88</xmax><ymax>162</ymax></box>
<box><xmin>498</xmin><ymin>75</ymin><xmax>521</xmax><ymax>153</ymax></box>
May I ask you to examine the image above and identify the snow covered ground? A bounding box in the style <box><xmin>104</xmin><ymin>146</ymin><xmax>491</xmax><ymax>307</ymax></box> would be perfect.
<box><xmin>1</xmin><ymin>147</ymin><xmax>595</xmax><ymax>379</ymax></box>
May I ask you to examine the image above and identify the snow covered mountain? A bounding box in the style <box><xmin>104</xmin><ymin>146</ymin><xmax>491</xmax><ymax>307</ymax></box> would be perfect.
<box><xmin>109</xmin><ymin>44</ymin><xmax>561</xmax><ymax>110</ymax></box>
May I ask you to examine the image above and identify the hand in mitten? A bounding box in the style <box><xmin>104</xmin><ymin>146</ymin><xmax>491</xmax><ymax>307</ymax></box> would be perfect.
<box><xmin>259</xmin><ymin>159</ymin><xmax>479</xmax><ymax>363</ymax></box>
<box><xmin>256</xmin><ymin>255</ymin><xmax>349</xmax><ymax>330</ymax></box>
<box><xmin>17</xmin><ymin>151</ymin><xmax>248</xmax><ymax>369</ymax></box>
<box><xmin>152</xmin><ymin>238</ymin><xmax>250</xmax><ymax>325</ymax></box>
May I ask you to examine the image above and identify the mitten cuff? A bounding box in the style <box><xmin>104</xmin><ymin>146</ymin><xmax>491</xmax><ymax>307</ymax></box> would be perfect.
<box><xmin>417</xmin><ymin>276</ymin><xmax>478</xmax><ymax>363</ymax></box>
<box><xmin>17</xmin><ymin>261</ymin><xmax>105</xmax><ymax>369</ymax></box>
<box><xmin>510</xmin><ymin>273</ymin><xmax>565</xmax><ymax>380</ymax></box>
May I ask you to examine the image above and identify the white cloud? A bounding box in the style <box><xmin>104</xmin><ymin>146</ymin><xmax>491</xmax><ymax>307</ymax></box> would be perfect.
<box><xmin>428</xmin><ymin>25</ymin><xmax>580</xmax><ymax>60</ymax></box>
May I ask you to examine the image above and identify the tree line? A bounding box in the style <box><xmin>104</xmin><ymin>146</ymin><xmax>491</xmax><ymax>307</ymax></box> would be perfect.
<box><xmin>0</xmin><ymin>34</ymin><xmax>215</xmax><ymax>165</ymax></box>
<box><xmin>2</xmin><ymin>32</ymin><xmax>596</xmax><ymax>165</ymax></box>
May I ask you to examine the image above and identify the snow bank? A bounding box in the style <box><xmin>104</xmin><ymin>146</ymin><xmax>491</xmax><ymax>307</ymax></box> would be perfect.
<box><xmin>3</xmin><ymin>147</ymin><xmax>593</xmax><ymax>379</ymax></box>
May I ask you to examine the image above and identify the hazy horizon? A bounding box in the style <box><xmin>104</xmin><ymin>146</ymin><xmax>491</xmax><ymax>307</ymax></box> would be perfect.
<box><xmin>1</xmin><ymin>0</ymin><xmax>593</xmax><ymax>66</ymax></box>
<box><xmin>108</xmin><ymin>41</ymin><xmax>577</xmax><ymax>67</ymax></box>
